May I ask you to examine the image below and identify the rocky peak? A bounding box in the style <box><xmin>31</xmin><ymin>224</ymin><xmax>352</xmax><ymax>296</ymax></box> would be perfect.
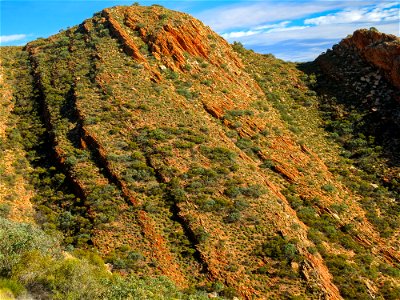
<box><xmin>338</xmin><ymin>28</ymin><xmax>400</xmax><ymax>88</ymax></box>
<box><xmin>314</xmin><ymin>28</ymin><xmax>400</xmax><ymax>112</ymax></box>
<box><xmin>2</xmin><ymin>4</ymin><xmax>400</xmax><ymax>300</ymax></box>
<box><xmin>101</xmin><ymin>5</ymin><xmax>242</xmax><ymax>74</ymax></box>
<box><xmin>312</xmin><ymin>27</ymin><xmax>400</xmax><ymax>206</ymax></box>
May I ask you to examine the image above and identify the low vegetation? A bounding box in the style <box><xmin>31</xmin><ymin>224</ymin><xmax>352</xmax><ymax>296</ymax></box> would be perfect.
<box><xmin>0</xmin><ymin>6</ymin><xmax>399</xmax><ymax>300</ymax></box>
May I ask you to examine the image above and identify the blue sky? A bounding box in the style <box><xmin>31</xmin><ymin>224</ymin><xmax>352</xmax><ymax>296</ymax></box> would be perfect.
<box><xmin>1</xmin><ymin>1</ymin><xmax>399</xmax><ymax>61</ymax></box>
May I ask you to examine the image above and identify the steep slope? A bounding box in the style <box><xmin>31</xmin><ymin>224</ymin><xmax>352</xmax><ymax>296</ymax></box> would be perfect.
<box><xmin>306</xmin><ymin>29</ymin><xmax>400</xmax><ymax>241</ymax></box>
<box><xmin>298</xmin><ymin>28</ymin><xmax>400</xmax><ymax>298</ymax></box>
<box><xmin>1</xmin><ymin>5</ymin><xmax>399</xmax><ymax>299</ymax></box>
<box><xmin>313</xmin><ymin>29</ymin><xmax>400</xmax><ymax>155</ymax></box>
<box><xmin>0</xmin><ymin>48</ymin><xmax>36</xmax><ymax>224</ymax></box>
<box><xmin>339</xmin><ymin>29</ymin><xmax>400</xmax><ymax>88</ymax></box>
<box><xmin>237</xmin><ymin>40</ymin><xmax>400</xmax><ymax>298</ymax></box>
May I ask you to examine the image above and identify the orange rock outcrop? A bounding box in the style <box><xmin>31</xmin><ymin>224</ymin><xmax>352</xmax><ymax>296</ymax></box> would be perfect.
<box><xmin>341</xmin><ymin>29</ymin><xmax>400</xmax><ymax>88</ymax></box>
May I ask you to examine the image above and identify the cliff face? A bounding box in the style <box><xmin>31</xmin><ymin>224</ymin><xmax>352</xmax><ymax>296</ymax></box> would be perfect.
<box><xmin>317</xmin><ymin>29</ymin><xmax>400</xmax><ymax>89</ymax></box>
<box><xmin>340</xmin><ymin>29</ymin><xmax>400</xmax><ymax>89</ymax></box>
<box><xmin>314</xmin><ymin>28</ymin><xmax>400</xmax><ymax>189</ymax></box>
<box><xmin>1</xmin><ymin>6</ymin><xmax>400</xmax><ymax>300</ymax></box>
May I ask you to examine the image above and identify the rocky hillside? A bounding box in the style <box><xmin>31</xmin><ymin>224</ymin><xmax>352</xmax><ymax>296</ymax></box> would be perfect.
<box><xmin>341</xmin><ymin>29</ymin><xmax>400</xmax><ymax>88</ymax></box>
<box><xmin>307</xmin><ymin>29</ymin><xmax>400</xmax><ymax>238</ymax></box>
<box><xmin>0</xmin><ymin>4</ymin><xmax>399</xmax><ymax>299</ymax></box>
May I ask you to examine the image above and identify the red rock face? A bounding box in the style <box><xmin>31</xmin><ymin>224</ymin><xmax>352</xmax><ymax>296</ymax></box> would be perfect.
<box><xmin>138</xmin><ymin>21</ymin><xmax>210</xmax><ymax>69</ymax></box>
<box><xmin>341</xmin><ymin>29</ymin><xmax>400</xmax><ymax>89</ymax></box>
<box><xmin>103</xmin><ymin>5</ymin><xmax>242</xmax><ymax>73</ymax></box>
<box><xmin>103</xmin><ymin>9</ymin><xmax>146</xmax><ymax>63</ymax></box>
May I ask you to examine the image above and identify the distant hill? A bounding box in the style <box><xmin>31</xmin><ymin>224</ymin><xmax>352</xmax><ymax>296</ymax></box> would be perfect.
<box><xmin>0</xmin><ymin>4</ymin><xmax>399</xmax><ymax>299</ymax></box>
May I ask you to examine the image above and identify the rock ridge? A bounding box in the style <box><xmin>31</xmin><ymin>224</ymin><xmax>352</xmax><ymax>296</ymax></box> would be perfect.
<box><xmin>339</xmin><ymin>29</ymin><xmax>400</xmax><ymax>89</ymax></box>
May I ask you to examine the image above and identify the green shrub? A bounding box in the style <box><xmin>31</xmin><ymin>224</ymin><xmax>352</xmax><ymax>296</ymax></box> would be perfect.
<box><xmin>232</xmin><ymin>41</ymin><xmax>246</xmax><ymax>54</ymax></box>
<box><xmin>174</xmin><ymin>140</ymin><xmax>195</xmax><ymax>149</ymax></box>
<box><xmin>224</xmin><ymin>186</ymin><xmax>241</xmax><ymax>198</ymax></box>
<box><xmin>0</xmin><ymin>278</ymin><xmax>25</xmax><ymax>297</ymax></box>
<box><xmin>379</xmin><ymin>263</ymin><xmax>400</xmax><ymax>278</ymax></box>
<box><xmin>201</xmin><ymin>79</ymin><xmax>213</xmax><ymax>86</ymax></box>
<box><xmin>183</xmin><ymin>134</ymin><xmax>206</xmax><ymax>144</ymax></box>
<box><xmin>260</xmin><ymin>159</ymin><xmax>275</xmax><ymax>169</ymax></box>
<box><xmin>225</xmin><ymin>109</ymin><xmax>254</xmax><ymax>118</ymax></box>
<box><xmin>235</xmin><ymin>138</ymin><xmax>253</xmax><ymax>150</ymax></box>
<box><xmin>0</xmin><ymin>204</ymin><xmax>11</xmax><ymax>218</ymax></box>
<box><xmin>240</xmin><ymin>184</ymin><xmax>265</xmax><ymax>198</ymax></box>
<box><xmin>325</xmin><ymin>254</ymin><xmax>370</xmax><ymax>299</ymax></box>
<box><xmin>176</xmin><ymin>87</ymin><xmax>197</xmax><ymax>100</ymax></box>
<box><xmin>224</xmin><ymin>210</ymin><xmax>241</xmax><ymax>223</ymax></box>
<box><xmin>321</xmin><ymin>184</ymin><xmax>336</xmax><ymax>193</ymax></box>
<box><xmin>260</xmin><ymin>235</ymin><xmax>301</xmax><ymax>263</ymax></box>
<box><xmin>0</xmin><ymin>217</ymin><xmax>58</xmax><ymax>276</ymax></box>
<box><xmin>200</xmin><ymin>146</ymin><xmax>236</xmax><ymax>163</ymax></box>
<box><xmin>194</xmin><ymin>227</ymin><xmax>209</xmax><ymax>243</ymax></box>
<box><xmin>380</xmin><ymin>281</ymin><xmax>400</xmax><ymax>300</ymax></box>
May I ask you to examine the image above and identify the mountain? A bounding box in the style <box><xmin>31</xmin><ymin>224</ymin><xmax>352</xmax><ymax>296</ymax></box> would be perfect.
<box><xmin>1</xmin><ymin>4</ymin><xmax>399</xmax><ymax>299</ymax></box>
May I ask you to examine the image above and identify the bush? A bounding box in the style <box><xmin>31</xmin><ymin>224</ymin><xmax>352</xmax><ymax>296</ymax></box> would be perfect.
<box><xmin>241</xmin><ymin>184</ymin><xmax>265</xmax><ymax>198</ymax></box>
<box><xmin>103</xmin><ymin>274</ymin><xmax>210</xmax><ymax>299</ymax></box>
<box><xmin>225</xmin><ymin>109</ymin><xmax>254</xmax><ymax>118</ymax></box>
<box><xmin>224</xmin><ymin>184</ymin><xmax>264</xmax><ymax>199</ymax></box>
<box><xmin>0</xmin><ymin>278</ymin><xmax>25</xmax><ymax>297</ymax></box>
<box><xmin>224</xmin><ymin>210</ymin><xmax>241</xmax><ymax>223</ymax></box>
<box><xmin>168</xmin><ymin>178</ymin><xmax>186</xmax><ymax>203</ymax></box>
<box><xmin>224</xmin><ymin>186</ymin><xmax>241</xmax><ymax>198</ymax></box>
<box><xmin>9</xmin><ymin>250</ymin><xmax>111</xmax><ymax>299</ymax></box>
<box><xmin>379</xmin><ymin>263</ymin><xmax>400</xmax><ymax>278</ymax></box>
<box><xmin>232</xmin><ymin>41</ymin><xmax>246</xmax><ymax>54</ymax></box>
<box><xmin>325</xmin><ymin>255</ymin><xmax>370</xmax><ymax>299</ymax></box>
<box><xmin>260</xmin><ymin>235</ymin><xmax>301</xmax><ymax>263</ymax></box>
<box><xmin>200</xmin><ymin>146</ymin><xmax>236</xmax><ymax>163</ymax></box>
<box><xmin>321</xmin><ymin>184</ymin><xmax>336</xmax><ymax>193</ymax></box>
<box><xmin>176</xmin><ymin>88</ymin><xmax>193</xmax><ymax>99</ymax></box>
<box><xmin>260</xmin><ymin>159</ymin><xmax>275</xmax><ymax>169</ymax></box>
<box><xmin>174</xmin><ymin>140</ymin><xmax>195</xmax><ymax>149</ymax></box>
<box><xmin>0</xmin><ymin>204</ymin><xmax>11</xmax><ymax>218</ymax></box>
<box><xmin>0</xmin><ymin>218</ymin><xmax>211</xmax><ymax>299</ymax></box>
<box><xmin>0</xmin><ymin>217</ymin><xmax>58</xmax><ymax>276</ymax></box>
<box><xmin>380</xmin><ymin>281</ymin><xmax>400</xmax><ymax>300</ymax></box>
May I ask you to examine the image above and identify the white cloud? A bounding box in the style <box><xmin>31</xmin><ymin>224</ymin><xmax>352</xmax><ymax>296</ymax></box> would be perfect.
<box><xmin>196</xmin><ymin>1</ymin><xmax>373</xmax><ymax>31</ymax></box>
<box><xmin>267</xmin><ymin>25</ymin><xmax>310</xmax><ymax>33</ymax></box>
<box><xmin>0</xmin><ymin>34</ymin><xmax>27</xmax><ymax>43</ymax></box>
<box><xmin>297</xmin><ymin>40</ymin><xmax>337</xmax><ymax>47</ymax></box>
<box><xmin>222</xmin><ymin>30</ymin><xmax>261</xmax><ymax>39</ymax></box>
<box><xmin>239</xmin><ymin>22</ymin><xmax>399</xmax><ymax>47</ymax></box>
<box><xmin>221</xmin><ymin>20</ymin><xmax>297</xmax><ymax>39</ymax></box>
<box><xmin>201</xmin><ymin>1</ymin><xmax>399</xmax><ymax>62</ymax></box>
<box><xmin>236</xmin><ymin>22</ymin><xmax>399</xmax><ymax>61</ymax></box>
<box><xmin>254</xmin><ymin>21</ymin><xmax>290</xmax><ymax>31</ymax></box>
<box><xmin>305</xmin><ymin>3</ymin><xmax>399</xmax><ymax>25</ymax></box>
<box><xmin>372</xmin><ymin>1</ymin><xmax>400</xmax><ymax>11</ymax></box>
<box><xmin>275</xmin><ymin>48</ymin><xmax>327</xmax><ymax>62</ymax></box>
